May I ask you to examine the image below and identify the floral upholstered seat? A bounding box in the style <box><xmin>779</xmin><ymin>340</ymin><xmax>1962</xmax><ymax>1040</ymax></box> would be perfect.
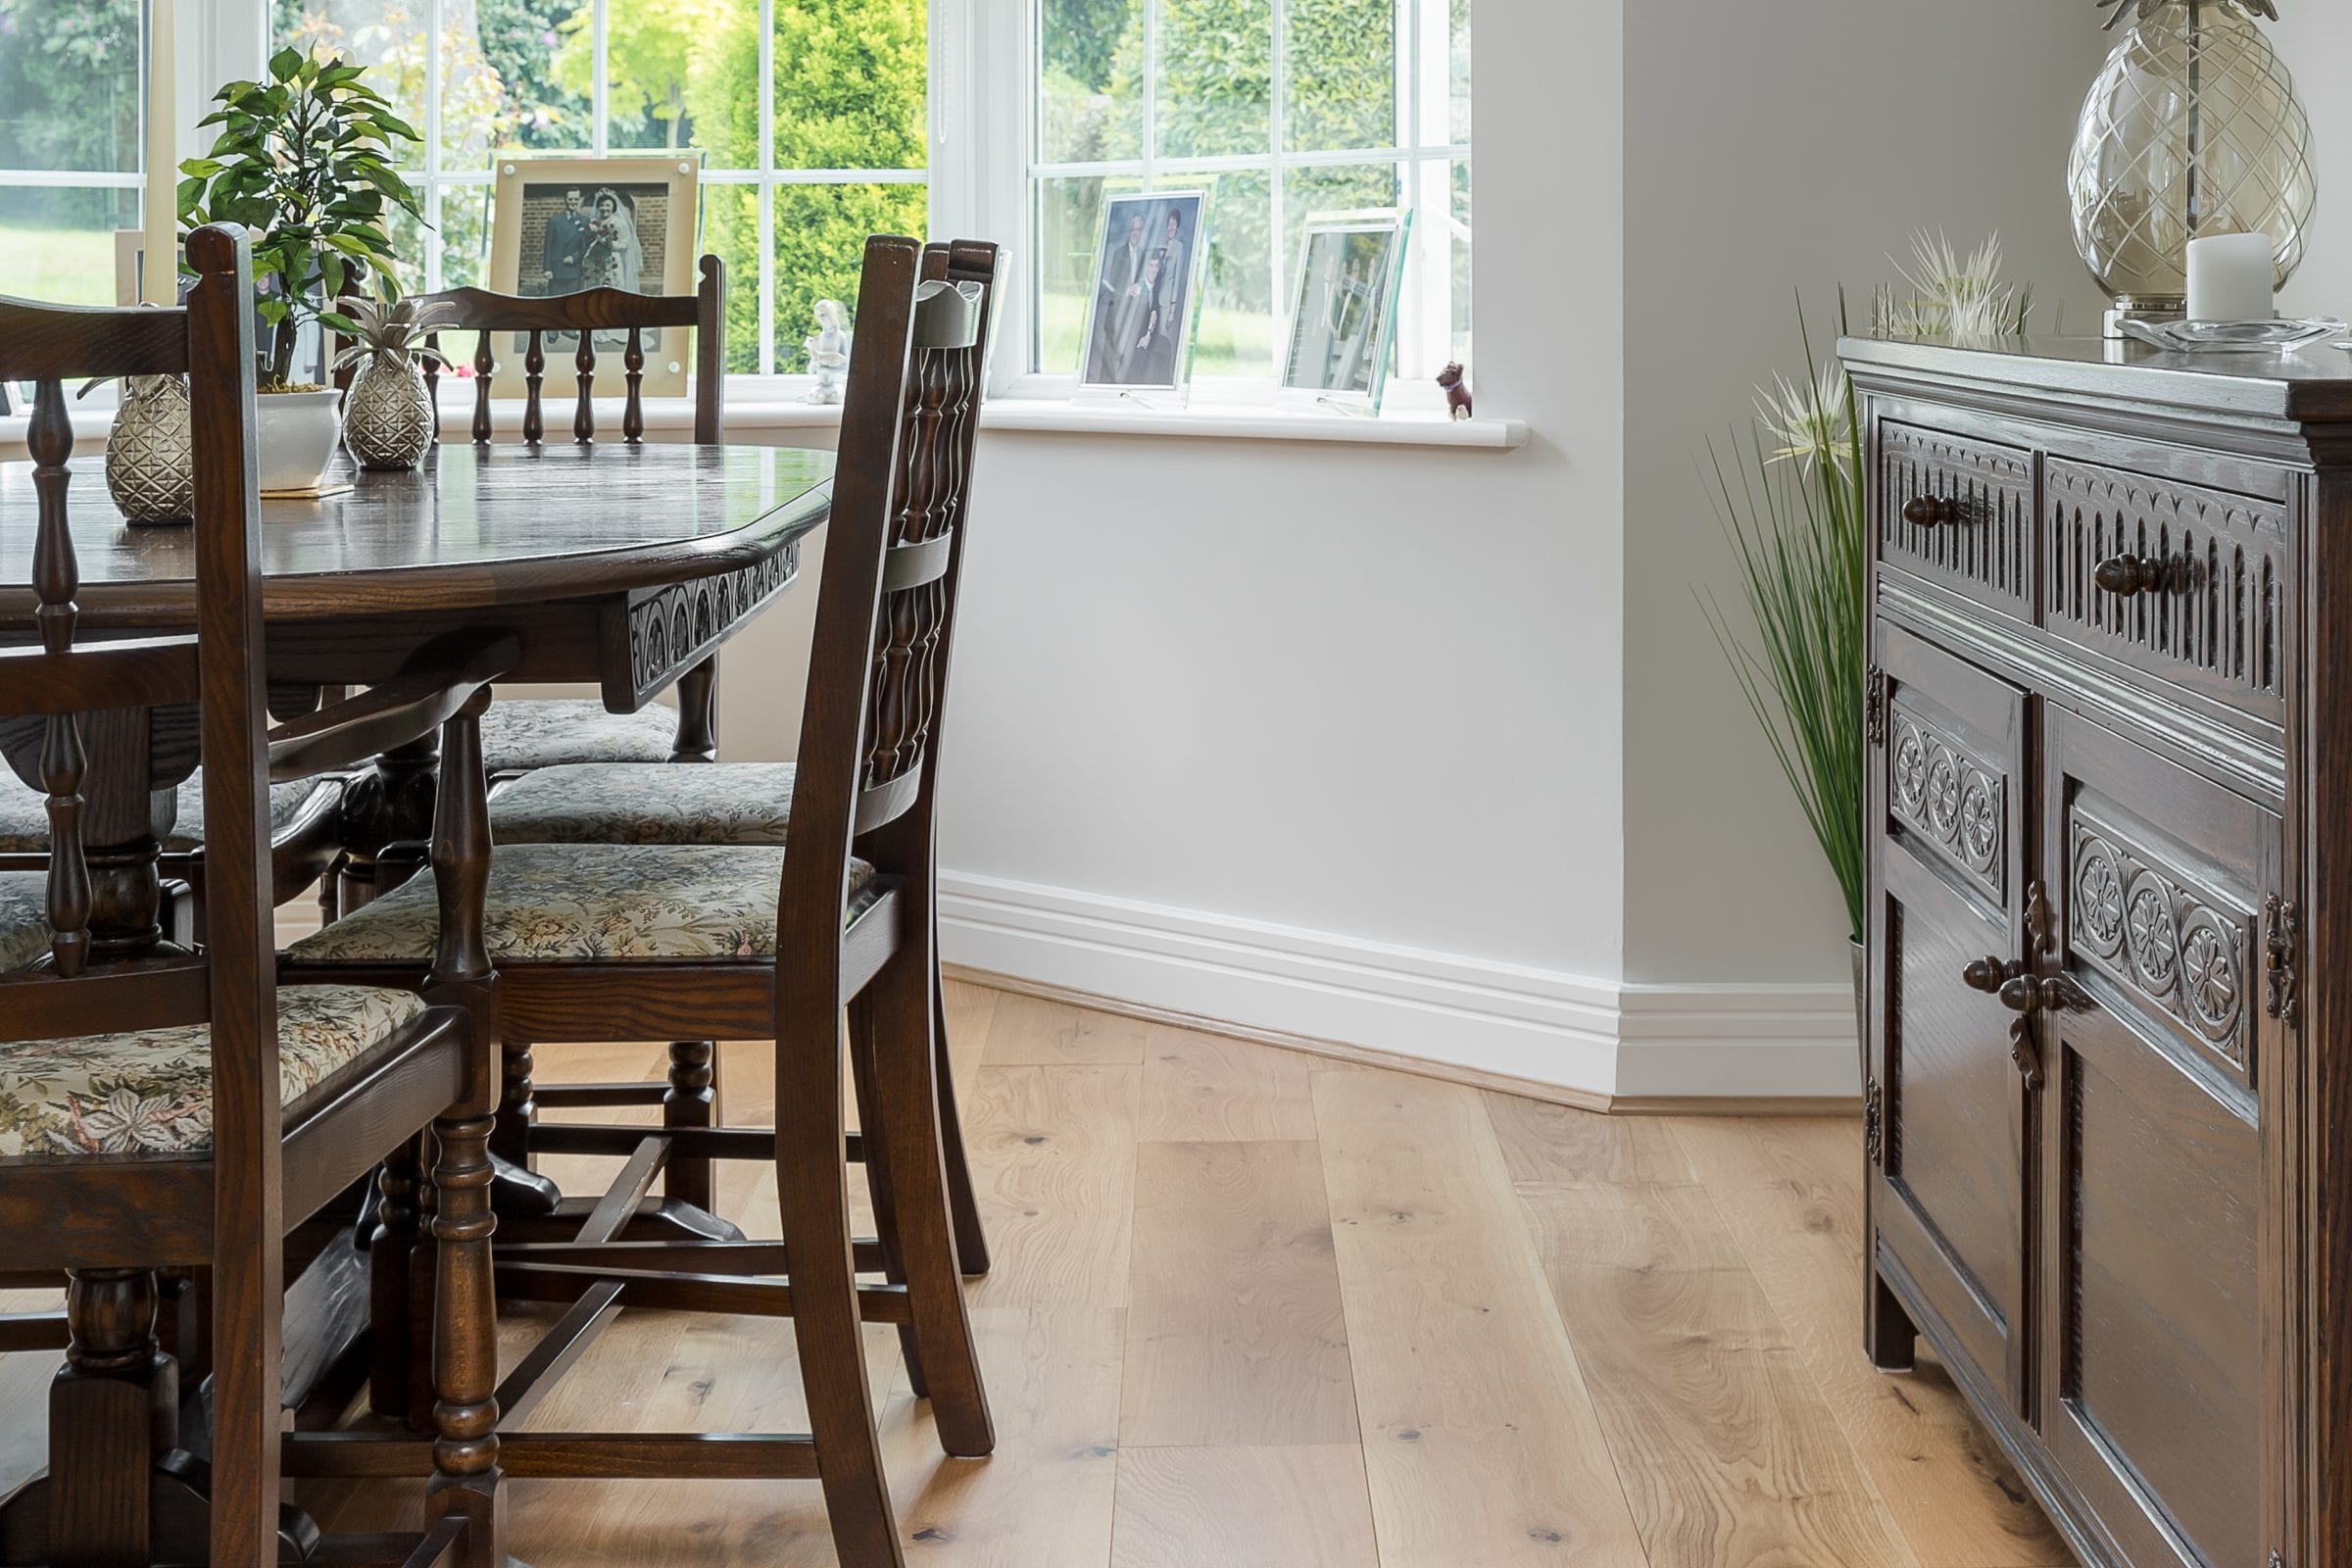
<box><xmin>489</xmin><ymin>762</ymin><xmax>798</xmax><ymax>846</ymax></box>
<box><xmin>479</xmin><ymin>700</ymin><xmax>678</xmax><ymax>774</ymax></box>
<box><xmin>284</xmin><ymin>843</ymin><xmax>876</xmax><ymax>965</ymax></box>
<box><xmin>0</xmin><ymin>872</ymin><xmax>49</xmax><ymax>972</ymax></box>
<box><xmin>0</xmin><ymin>772</ymin><xmax>337</xmax><ymax>855</ymax></box>
<box><xmin>0</xmin><ymin>985</ymin><xmax>426</xmax><ymax>1155</ymax></box>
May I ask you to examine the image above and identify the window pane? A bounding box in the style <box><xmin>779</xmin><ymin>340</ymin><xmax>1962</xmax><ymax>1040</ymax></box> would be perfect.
<box><xmin>1156</xmin><ymin>0</ymin><xmax>1269</xmax><ymax>160</ymax></box>
<box><xmin>1189</xmin><ymin>169</ymin><xmax>1272</xmax><ymax>379</ymax></box>
<box><xmin>0</xmin><ymin>188</ymin><xmax>139</xmax><ymax>305</ymax></box>
<box><xmin>1037</xmin><ymin>173</ymin><xmax>1132</xmax><ymax>374</ymax></box>
<box><xmin>275</xmin><ymin>2</ymin><xmax>430</xmax><ymax>169</ymax></box>
<box><xmin>773</xmin><ymin>0</ymin><xmax>925</xmax><ymax>171</ymax></box>
<box><xmin>596</xmin><ymin>0</ymin><xmax>744</xmax><ymax>156</ymax></box>
<box><xmin>1285</xmin><ymin>0</ymin><xmax>1393</xmax><ymax>154</ymax></box>
<box><xmin>702</xmin><ymin>181</ymin><xmax>760</xmax><ymax>372</ymax></box>
<box><xmin>1448</xmin><ymin>158</ymin><xmax>1469</xmax><ymax>365</ymax></box>
<box><xmin>0</xmin><ymin>0</ymin><xmax>140</xmax><ymax>172</ymax></box>
<box><xmin>1042</xmin><ymin>0</ymin><xmax>1141</xmax><ymax>164</ymax></box>
<box><xmin>437</xmin><ymin>184</ymin><xmax>491</xmax><ymax>290</ymax></box>
<box><xmin>452</xmin><ymin>0</ymin><xmax>587</xmax><ymax>158</ymax></box>
<box><xmin>1449</xmin><ymin>0</ymin><xmax>1470</xmax><ymax>144</ymax></box>
<box><xmin>772</xmin><ymin>181</ymin><xmax>928</xmax><ymax>372</ymax></box>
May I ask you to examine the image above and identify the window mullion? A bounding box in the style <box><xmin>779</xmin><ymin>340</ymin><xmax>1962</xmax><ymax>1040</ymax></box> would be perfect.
<box><xmin>1142</xmin><ymin>0</ymin><xmax>1157</xmax><ymax>189</ymax></box>
<box><xmin>593</xmin><ymin>0</ymin><xmax>611</xmax><ymax>156</ymax></box>
<box><xmin>423</xmin><ymin>0</ymin><xmax>444</xmax><ymax>293</ymax></box>
<box><xmin>759</xmin><ymin>0</ymin><xmax>776</xmax><ymax>375</ymax></box>
<box><xmin>1269</xmin><ymin>0</ymin><xmax>1287</xmax><ymax>375</ymax></box>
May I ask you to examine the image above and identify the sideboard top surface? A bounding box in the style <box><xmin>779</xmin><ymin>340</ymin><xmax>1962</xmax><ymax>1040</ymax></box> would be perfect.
<box><xmin>1839</xmin><ymin>331</ymin><xmax>2352</xmax><ymax>424</ymax></box>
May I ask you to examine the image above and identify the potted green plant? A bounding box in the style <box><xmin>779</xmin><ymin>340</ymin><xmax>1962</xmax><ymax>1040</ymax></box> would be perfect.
<box><xmin>177</xmin><ymin>47</ymin><xmax>423</xmax><ymax>492</ymax></box>
<box><xmin>1704</xmin><ymin>232</ymin><xmax>2031</xmax><ymax>1077</ymax></box>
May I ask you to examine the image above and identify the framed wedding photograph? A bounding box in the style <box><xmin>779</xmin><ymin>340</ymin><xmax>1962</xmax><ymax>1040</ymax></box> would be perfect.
<box><xmin>1075</xmin><ymin>189</ymin><xmax>1208</xmax><ymax>404</ymax></box>
<box><xmin>1279</xmin><ymin>209</ymin><xmax>1414</xmax><ymax>416</ymax></box>
<box><xmin>486</xmin><ymin>155</ymin><xmax>703</xmax><ymax>402</ymax></box>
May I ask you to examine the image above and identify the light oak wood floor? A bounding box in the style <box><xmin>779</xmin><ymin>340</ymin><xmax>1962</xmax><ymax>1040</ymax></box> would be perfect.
<box><xmin>0</xmin><ymin>981</ymin><xmax>2077</xmax><ymax>1567</ymax></box>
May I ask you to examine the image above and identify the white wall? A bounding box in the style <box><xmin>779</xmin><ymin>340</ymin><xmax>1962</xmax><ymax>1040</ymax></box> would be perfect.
<box><xmin>1613</xmin><ymin>1</ymin><xmax>2108</xmax><ymax>1092</ymax></box>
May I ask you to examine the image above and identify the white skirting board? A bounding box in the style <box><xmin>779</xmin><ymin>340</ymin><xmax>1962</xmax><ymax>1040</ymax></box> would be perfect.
<box><xmin>937</xmin><ymin>870</ymin><xmax>1860</xmax><ymax>1102</ymax></box>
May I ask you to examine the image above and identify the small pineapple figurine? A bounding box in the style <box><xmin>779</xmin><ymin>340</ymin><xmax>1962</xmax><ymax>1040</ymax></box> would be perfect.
<box><xmin>95</xmin><ymin>374</ymin><xmax>196</xmax><ymax>525</ymax></box>
<box><xmin>333</xmin><ymin>292</ymin><xmax>457</xmax><ymax>471</ymax></box>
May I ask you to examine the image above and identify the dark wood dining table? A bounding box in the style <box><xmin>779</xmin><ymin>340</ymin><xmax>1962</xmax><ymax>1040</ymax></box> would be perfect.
<box><xmin>0</xmin><ymin>439</ymin><xmax>831</xmax><ymax>1485</ymax></box>
<box><xmin>0</xmin><ymin>440</ymin><xmax>832</xmax><ymax>955</ymax></box>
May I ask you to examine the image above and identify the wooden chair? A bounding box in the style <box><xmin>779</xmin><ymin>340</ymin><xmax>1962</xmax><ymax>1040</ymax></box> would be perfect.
<box><xmin>416</xmin><ymin>256</ymin><xmax>732</xmax><ymax>780</ymax></box>
<box><xmin>0</xmin><ymin>226</ymin><xmax>508</xmax><ymax>1568</ymax></box>
<box><xmin>279</xmin><ymin>235</ymin><xmax>996</xmax><ymax>1567</ymax></box>
<box><xmin>475</xmin><ymin>242</ymin><xmax>999</xmax><ymax>1271</ymax></box>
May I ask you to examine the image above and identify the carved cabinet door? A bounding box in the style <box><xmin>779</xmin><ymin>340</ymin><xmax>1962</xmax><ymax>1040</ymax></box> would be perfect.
<box><xmin>1868</xmin><ymin>624</ymin><xmax>2033</xmax><ymax>1412</ymax></box>
<box><xmin>2034</xmin><ymin>708</ymin><xmax>2282</xmax><ymax>1568</ymax></box>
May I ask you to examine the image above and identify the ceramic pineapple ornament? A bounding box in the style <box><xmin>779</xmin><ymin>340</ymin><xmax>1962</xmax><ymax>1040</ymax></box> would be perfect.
<box><xmin>333</xmin><ymin>293</ymin><xmax>457</xmax><ymax>470</ymax></box>
<box><xmin>2070</xmin><ymin>0</ymin><xmax>2315</xmax><ymax>329</ymax></box>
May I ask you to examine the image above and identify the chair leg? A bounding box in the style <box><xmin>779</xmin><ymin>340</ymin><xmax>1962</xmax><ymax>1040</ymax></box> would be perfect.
<box><xmin>864</xmin><ymin>940</ymin><xmax>994</xmax><ymax>1457</ymax></box>
<box><xmin>407</xmin><ymin>1141</ymin><xmax>442</xmax><ymax>1432</ymax></box>
<box><xmin>662</xmin><ymin>1040</ymin><xmax>718</xmax><ymax>1212</ymax></box>
<box><xmin>849</xmin><ymin>1002</ymin><xmax>927</xmax><ymax>1400</ymax></box>
<box><xmin>369</xmin><ymin>1136</ymin><xmax>423</xmax><ymax>1419</ymax></box>
<box><xmin>492</xmin><ymin>1038</ymin><xmax>536</xmax><ymax>1171</ymax></box>
<box><xmin>776</xmin><ymin>1003</ymin><xmax>905</xmax><ymax>1568</ymax></box>
<box><xmin>932</xmin><ymin>966</ymin><xmax>990</xmax><ymax>1278</ymax></box>
<box><xmin>51</xmin><ymin>1268</ymin><xmax>175</xmax><ymax>1567</ymax></box>
<box><xmin>425</xmin><ymin>1112</ymin><xmax>506</xmax><ymax>1568</ymax></box>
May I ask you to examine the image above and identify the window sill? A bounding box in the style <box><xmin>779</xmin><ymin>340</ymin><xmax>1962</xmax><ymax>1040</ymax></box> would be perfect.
<box><xmin>3</xmin><ymin>393</ymin><xmax>1523</xmax><ymax>451</ymax></box>
<box><xmin>976</xmin><ymin>399</ymin><xmax>1523</xmax><ymax>448</ymax></box>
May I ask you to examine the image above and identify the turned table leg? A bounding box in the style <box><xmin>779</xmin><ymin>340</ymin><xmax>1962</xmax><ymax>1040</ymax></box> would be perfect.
<box><xmin>49</xmin><ymin>1268</ymin><xmax>175</xmax><ymax>1568</ymax></box>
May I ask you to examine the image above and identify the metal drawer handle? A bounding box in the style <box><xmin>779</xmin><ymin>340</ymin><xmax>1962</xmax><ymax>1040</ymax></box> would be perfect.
<box><xmin>2093</xmin><ymin>552</ymin><xmax>2202</xmax><ymax>597</ymax></box>
<box><xmin>1901</xmin><ymin>494</ymin><xmax>1969</xmax><ymax>527</ymax></box>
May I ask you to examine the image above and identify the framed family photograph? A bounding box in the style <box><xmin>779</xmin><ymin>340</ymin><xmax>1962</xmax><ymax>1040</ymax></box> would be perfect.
<box><xmin>1280</xmin><ymin>209</ymin><xmax>1414</xmax><ymax>416</ymax></box>
<box><xmin>1076</xmin><ymin>189</ymin><xmax>1207</xmax><ymax>404</ymax></box>
<box><xmin>487</xmin><ymin>155</ymin><xmax>703</xmax><ymax>402</ymax></box>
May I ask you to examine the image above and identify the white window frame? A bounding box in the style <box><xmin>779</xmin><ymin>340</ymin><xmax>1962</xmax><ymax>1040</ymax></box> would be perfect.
<box><xmin>1001</xmin><ymin>0</ymin><xmax>1467</xmax><ymax>409</ymax></box>
<box><xmin>201</xmin><ymin>0</ymin><xmax>968</xmax><ymax>390</ymax></box>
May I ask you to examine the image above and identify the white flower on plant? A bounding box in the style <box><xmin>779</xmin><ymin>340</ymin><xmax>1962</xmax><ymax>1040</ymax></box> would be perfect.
<box><xmin>1882</xmin><ymin>228</ymin><xmax>2030</xmax><ymax>340</ymax></box>
<box><xmin>1756</xmin><ymin>362</ymin><xmax>1854</xmax><ymax>473</ymax></box>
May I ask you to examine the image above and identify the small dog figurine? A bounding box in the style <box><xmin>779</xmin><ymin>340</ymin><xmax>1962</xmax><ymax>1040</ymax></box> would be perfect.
<box><xmin>1438</xmin><ymin>362</ymin><xmax>1473</xmax><ymax>420</ymax></box>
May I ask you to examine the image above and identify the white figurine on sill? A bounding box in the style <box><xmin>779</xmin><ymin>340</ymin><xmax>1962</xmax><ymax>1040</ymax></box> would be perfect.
<box><xmin>805</xmin><ymin>298</ymin><xmax>850</xmax><ymax>404</ymax></box>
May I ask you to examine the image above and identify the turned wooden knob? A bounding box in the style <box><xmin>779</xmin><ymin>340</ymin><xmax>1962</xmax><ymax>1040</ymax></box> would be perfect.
<box><xmin>2094</xmin><ymin>552</ymin><xmax>2198</xmax><ymax>596</ymax></box>
<box><xmin>1962</xmin><ymin>956</ymin><xmax>2011</xmax><ymax>994</ymax></box>
<box><xmin>1902</xmin><ymin>494</ymin><xmax>1966</xmax><ymax>527</ymax></box>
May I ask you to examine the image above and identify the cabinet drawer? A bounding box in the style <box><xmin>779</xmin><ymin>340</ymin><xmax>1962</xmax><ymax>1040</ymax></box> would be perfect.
<box><xmin>2044</xmin><ymin>458</ymin><xmax>2289</xmax><ymax>722</ymax></box>
<box><xmin>1878</xmin><ymin>421</ymin><xmax>2035</xmax><ymax>616</ymax></box>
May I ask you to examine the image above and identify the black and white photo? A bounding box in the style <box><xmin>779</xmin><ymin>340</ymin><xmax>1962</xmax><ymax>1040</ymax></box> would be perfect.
<box><xmin>1281</xmin><ymin>209</ymin><xmax>1412</xmax><ymax>414</ymax></box>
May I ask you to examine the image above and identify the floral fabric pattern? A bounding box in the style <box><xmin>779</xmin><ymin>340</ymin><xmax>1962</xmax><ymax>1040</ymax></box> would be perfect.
<box><xmin>286</xmin><ymin>843</ymin><xmax>874</xmax><ymax>964</ymax></box>
<box><xmin>0</xmin><ymin>772</ymin><xmax>336</xmax><ymax>855</ymax></box>
<box><xmin>0</xmin><ymin>872</ymin><xmax>50</xmax><ymax>972</ymax></box>
<box><xmin>480</xmin><ymin>700</ymin><xmax>678</xmax><ymax>773</ymax></box>
<box><xmin>489</xmin><ymin>762</ymin><xmax>797</xmax><ymax>846</ymax></box>
<box><xmin>0</xmin><ymin>984</ymin><xmax>426</xmax><ymax>1156</ymax></box>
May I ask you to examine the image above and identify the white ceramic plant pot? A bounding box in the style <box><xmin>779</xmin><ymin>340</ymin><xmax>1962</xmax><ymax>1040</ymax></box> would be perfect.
<box><xmin>255</xmin><ymin>388</ymin><xmax>344</xmax><ymax>494</ymax></box>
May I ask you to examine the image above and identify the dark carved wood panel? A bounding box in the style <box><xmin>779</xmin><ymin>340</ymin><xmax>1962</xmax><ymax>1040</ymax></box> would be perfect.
<box><xmin>2044</xmin><ymin>458</ymin><xmax>2287</xmax><ymax>720</ymax></box>
<box><xmin>2069</xmin><ymin>807</ymin><xmax>2253</xmax><ymax>1076</ymax></box>
<box><xmin>1888</xmin><ymin>698</ymin><xmax>2006</xmax><ymax>904</ymax></box>
<box><xmin>2045</xmin><ymin>1015</ymin><xmax>2261</xmax><ymax>1568</ymax></box>
<box><xmin>604</xmin><ymin>545</ymin><xmax>794</xmax><ymax>711</ymax></box>
<box><xmin>1879</xmin><ymin>422</ymin><xmax>2034</xmax><ymax>617</ymax></box>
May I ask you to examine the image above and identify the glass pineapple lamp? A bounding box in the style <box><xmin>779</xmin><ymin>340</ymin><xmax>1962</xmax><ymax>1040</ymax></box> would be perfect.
<box><xmin>2068</xmin><ymin>0</ymin><xmax>2317</xmax><ymax>334</ymax></box>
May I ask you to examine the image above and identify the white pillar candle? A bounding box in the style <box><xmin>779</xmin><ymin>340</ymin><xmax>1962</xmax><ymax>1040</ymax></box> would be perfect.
<box><xmin>2185</xmin><ymin>232</ymin><xmax>2275</xmax><ymax>322</ymax></box>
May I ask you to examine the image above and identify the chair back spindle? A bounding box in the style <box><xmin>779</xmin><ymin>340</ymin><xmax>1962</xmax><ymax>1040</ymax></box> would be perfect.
<box><xmin>781</xmin><ymin>237</ymin><xmax>998</xmax><ymax>938</ymax></box>
<box><xmin>412</xmin><ymin>255</ymin><xmax>724</xmax><ymax>447</ymax></box>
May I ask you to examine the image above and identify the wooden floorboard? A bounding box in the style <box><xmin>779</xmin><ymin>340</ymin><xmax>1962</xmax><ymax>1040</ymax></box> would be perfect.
<box><xmin>0</xmin><ymin>983</ymin><xmax>2075</xmax><ymax>1568</ymax></box>
<box><xmin>1489</xmin><ymin>1094</ymin><xmax>1912</xmax><ymax>1568</ymax></box>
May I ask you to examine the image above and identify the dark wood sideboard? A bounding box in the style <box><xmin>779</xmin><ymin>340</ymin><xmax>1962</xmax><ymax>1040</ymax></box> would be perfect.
<box><xmin>1839</xmin><ymin>332</ymin><xmax>2352</xmax><ymax>1568</ymax></box>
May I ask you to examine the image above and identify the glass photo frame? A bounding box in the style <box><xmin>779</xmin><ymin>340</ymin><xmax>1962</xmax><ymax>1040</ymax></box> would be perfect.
<box><xmin>1279</xmin><ymin>208</ymin><xmax>1413</xmax><ymax>416</ymax></box>
<box><xmin>1074</xmin><ymin>189</ymin><xmax>1208</xmax><ymax>407</ymax></box>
